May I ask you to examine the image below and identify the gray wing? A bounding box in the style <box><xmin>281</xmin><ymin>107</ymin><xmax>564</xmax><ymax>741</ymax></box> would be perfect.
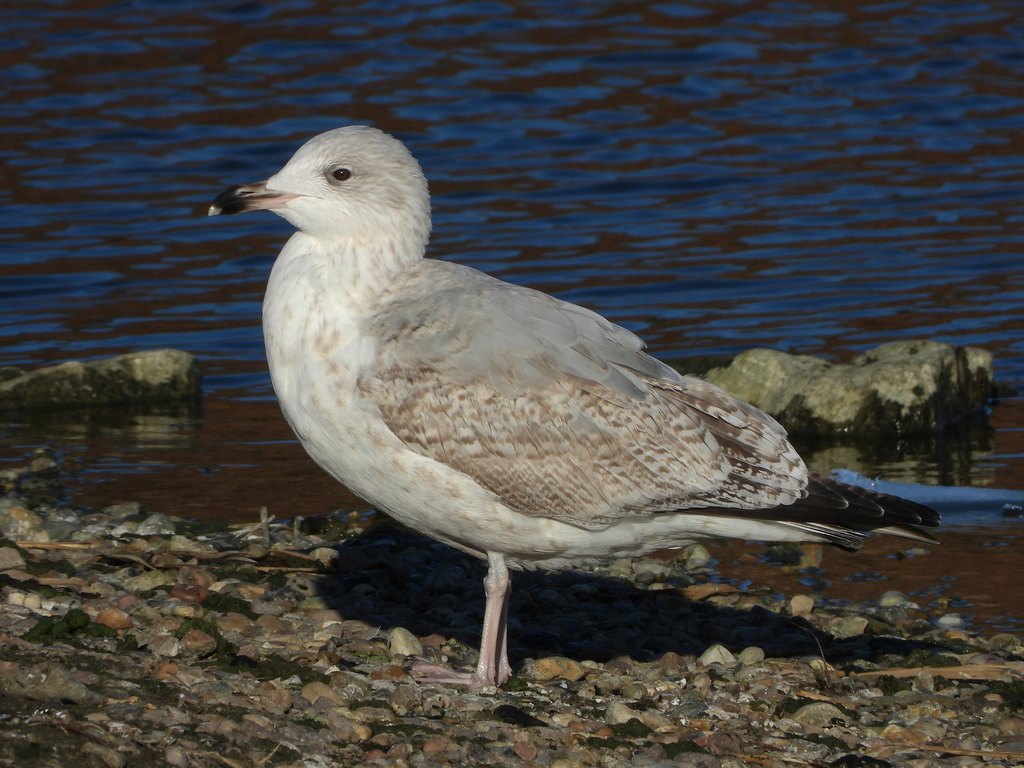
<box><xmin>360</xmin><ymin>260</ymin><xmax>808</xmax><ymax>529</ymax></box>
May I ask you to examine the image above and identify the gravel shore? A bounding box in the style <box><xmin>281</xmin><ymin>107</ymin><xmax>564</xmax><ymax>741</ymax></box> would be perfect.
<box><xmin>1</xmin><ymin>448</ymin><xmax>1023</xmax><ymax>768</ymax></box>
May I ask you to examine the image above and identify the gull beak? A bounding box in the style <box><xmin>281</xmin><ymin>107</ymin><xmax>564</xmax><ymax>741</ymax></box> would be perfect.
<box><xmin>208</xmin><ymin>181</ymin><xmax>297</xmax><ymax>216</ymax></box>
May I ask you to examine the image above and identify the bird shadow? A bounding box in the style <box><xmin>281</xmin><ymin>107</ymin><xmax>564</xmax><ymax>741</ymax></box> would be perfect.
<box><xmin>309</xmin><ymin>520</ymin><xmax>952</xmax><ymax>677</ymax></box>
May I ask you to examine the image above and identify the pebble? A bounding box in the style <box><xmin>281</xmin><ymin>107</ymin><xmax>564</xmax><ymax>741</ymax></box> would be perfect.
<box><xmin>2</xmin><ymin>446</ymin><xmax>1023</xmax><ymax>768</ymax></box>
<box><xmin>792</xmin><ymin>701</ymin><xmax>850</xmax><ymax>727</ymax></box>
<box><xmin>521</xmin><ymin>656</ymin><xmax>586</xmax><ymax>682</ymax></box>
<box><xmin>136</xmin><ymin>513</ymin><xmax>176</xmax><ymax>536</ymax></box>
<box><xmin>830</xmin><ymin>615</ymin><xmax>869</xmax><ymax>636</ymax></box>
<box><xmin>698</xmin><ymin>643</ymin><xmax>736</xmax><ymax>666</ymax></box>
<box><xmin>605</xmin><ymin>700</ymin><xmax>642</xmax><ymax>725</ymax></box>
<box><xmin>96</xmin><ymin>608</ymin><xmax>133</xmax><ymax>630</ymax></box>
<box><xmin>386</xmin><ymin>625</ymin><xmax>423</xmax><ymax>658</ymax></box>
<box><xmin>0</xmin><ymin>544</ymin><xmax>27</xmax><ymax>570</ymax></box>
<box><xmin>736</xmin><ymin>645</ymin><xmax>765</xmax><ymax>664</ymax></box>
<box><xmin>879</xmin><ymin>589</ymin><xmax>911</xmax><ymax>607</ymax></box>
<box><xmin>170</xmin><ymin>584</ymin><xmax>210</xmax><ymax>604</ymax></box>
<box><xmin>788</xmin><ymin>594</ymin><xmax>815</xmax><ymax>616</ymax></box>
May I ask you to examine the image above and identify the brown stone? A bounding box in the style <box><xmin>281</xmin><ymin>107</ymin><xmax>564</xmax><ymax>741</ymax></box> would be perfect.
<box><xmin>421</xmin><ymin>738</ymin><xmax>446</xmax><ymax>753</ymax></box>
<box><xmin>370</xmin><ymin>665</ymin><xmax>410</xmax><ymax>681</ymax></box>
<box><xmin>257</xmin><ymin>681</ymin><xmax>292</xmax><ymax>715</ymax></box>
<box><xmin>170</xmin><ymin>584</ymin><xmax>209</xmax><ymax>604</ymax></box>
<box><xmin>520</xmin><ymin>656</ymin><xmax>585</xmax><ymax>683</ymax></box>
<box><xmin>301</xmin><ymin>681</ymin><xmax>345</xmax><ymax>707</ymax></box>
<box><xmin>95</xmin><ymin>608</ymin><xmax>133</xmax><ymax>630</ymax></box>
<box><xmin>513</xmin><ymin>739</ymin><xmax>538</xmax><ymax>761</ymax></box>
<box><xmin>179</xmin><ymin>629</ymin><xmax>216</xmax><ymax>660</ymax></box>
<box><xmin>255</xmin><ymin>614</ymin><xmax>289</xmax><ymax>632</ymax></box>
<box><xmin>178</xmin><ymin>566</ymin><xmax>216</xmax><ymax>588</ymax></box>
<box><xmin>216</xmin><ymin>612</ymin><xmax>251</xmax><ymax>634</ymax></box>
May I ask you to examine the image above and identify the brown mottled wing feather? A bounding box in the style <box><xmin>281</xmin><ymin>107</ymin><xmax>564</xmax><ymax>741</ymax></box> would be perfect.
<box><xmin>361</xmin><ymin>261</ymin><xmax>808</xmax><ymax>529</ymax></box>
<box><xmin>361</xmin><ymin>260</ymin><xmax>939</xmax><ymax>545</ymax></box>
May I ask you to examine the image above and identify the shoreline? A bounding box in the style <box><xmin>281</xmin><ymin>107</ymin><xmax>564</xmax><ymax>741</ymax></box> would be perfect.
<box><xmin>2</xmin><ymin>454</ymin><xmax>1024</xmax><ymax>767</ymax></box>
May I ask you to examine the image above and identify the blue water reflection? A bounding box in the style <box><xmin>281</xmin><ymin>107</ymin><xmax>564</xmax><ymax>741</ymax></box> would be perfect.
<box><xmin>0</xmin><ymin>0</ymin><xmax>1022</xmax><ymax>473</ymax></box>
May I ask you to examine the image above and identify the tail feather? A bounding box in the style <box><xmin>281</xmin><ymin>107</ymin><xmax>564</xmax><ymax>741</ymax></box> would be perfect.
<box><xmin>705</xmin><ymin>471</ymin><xmax>941</xmax><ymax>552</ymax></box>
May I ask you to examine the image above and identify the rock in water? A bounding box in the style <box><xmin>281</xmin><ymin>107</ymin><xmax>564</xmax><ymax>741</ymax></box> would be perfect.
<box><xmin>0</xmin><ymin>349</ymin><xmax>201</xmax><ymax>411</ymax></box>
<box><xmin>704</xmin><ymin>340</ymin><xmax>993</xmax><ymax>438</ymax></box>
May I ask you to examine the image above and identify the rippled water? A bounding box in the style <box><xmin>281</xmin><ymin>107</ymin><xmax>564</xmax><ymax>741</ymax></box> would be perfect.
<box><xmin>2</xmin><ymin>0</ymin><xmax>1024</xmax><ymax>632</ymax></box>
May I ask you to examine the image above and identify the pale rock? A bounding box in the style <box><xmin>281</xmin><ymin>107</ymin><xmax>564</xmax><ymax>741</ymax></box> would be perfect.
<box><xmin>698</xmin><ymin>643</ymin><xmax>736</xmax><ymax>666</ymax></box>
<box><xmin>387</xmin><ymin>626</ymin><xmax>423</xmax><ymax>658</ymax></box>
<box><xmin>788</xmin><ymin>594</ymin><xmax>815</xmax><ymax>616</ymax></box>
<box><xmin>605</xmin><ymin>700</ymin><xmax>641</xmax><ymax>725</ymax></box>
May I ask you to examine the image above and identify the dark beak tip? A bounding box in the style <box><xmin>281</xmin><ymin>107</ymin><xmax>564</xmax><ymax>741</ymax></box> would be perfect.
<box><xmin>208</xmin><ymin>186</ymin><xmax>249</xmax><ymax>217</ymax></box>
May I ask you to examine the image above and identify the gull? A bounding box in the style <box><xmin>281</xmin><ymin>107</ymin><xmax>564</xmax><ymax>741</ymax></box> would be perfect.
<box><xmin>209</xmin><ymin>126</ymin><xmax>940</xmax><ymax>689</ymax></box>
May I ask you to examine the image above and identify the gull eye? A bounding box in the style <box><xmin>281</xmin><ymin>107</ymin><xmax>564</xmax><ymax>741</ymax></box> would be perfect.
<box><xmin>331</xmin><ymin>167</ymin><xmax>352</xmax><ymax>182</ymax></box>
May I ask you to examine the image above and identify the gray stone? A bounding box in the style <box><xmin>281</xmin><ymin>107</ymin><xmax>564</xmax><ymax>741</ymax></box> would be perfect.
<box><xmin>0</xmin><ymin>349</ymin><xmax>201</xmax><ymax>411</ymax></box>
<box><xmin>878</xmin><ymin>590</ymin><xmax>910</xmax><ymax>608</ymax></box>
<box><xmin>0</xmin><ymin>661</ymin><xmax>97</xmax><ymax>704</ymax></box>
<box><xmin>40</xmin><ymin>519</ymin><xmax>81</xmax><ymax>542</ymax></box>
<box><xmin>135</xmin><ymin>512</ymin><xmax>175</xmax><ymax>536</ymax></box>
<box><xmin>605</xmin><ymin>700</ymin><xmax>642</xmax><ymax>725</ymax></box>
<box><xmin>681</xmin><ymin>543</ymin><xmax>713</xmax><ymax>570</ymax></box>
<box><xmin>830</xmin><ymin>616</ymin><xmax>868</xmax><ymax>637</ymax></box>
<box><xmin>791</xmin><ymin>701</ymin><xmax>850</xmax><ymax>727</ymax></box>
<box><xmin>632</xmin><ymin>559</ymin><xmax>675</xmax><ymax>583</ymax></box>
<box><xmin>736</xmin><ymin>646</ymin><xmax>765</xmax><ymax>664</ymax></box>
<box><xmin>0</xmin><ymin>544</ymin><xmax>27</xmax><ymax>570</ymax></box>
<box><xmin>704</xmin><ymin>340</ymin><xmax>993</xmax><ymax>438</ymax></box>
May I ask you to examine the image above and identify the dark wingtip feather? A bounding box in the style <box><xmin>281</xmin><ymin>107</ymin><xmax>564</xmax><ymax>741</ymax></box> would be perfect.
<box><xmin>714</xmin><ymin>471</ymin><xmax>940</xmax><ymax>550</ymax></box>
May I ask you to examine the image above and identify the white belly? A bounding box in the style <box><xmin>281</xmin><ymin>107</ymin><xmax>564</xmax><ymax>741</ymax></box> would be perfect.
<box><xmin>261</xmin><ymin>239</ymin><xmax>830</xmax><ymax>571</ymax></box>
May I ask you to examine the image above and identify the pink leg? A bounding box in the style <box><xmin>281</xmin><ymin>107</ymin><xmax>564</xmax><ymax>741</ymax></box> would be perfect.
<box><xmin>412</xmin><ymin>552</ymin><xmax>513</xmax><ymax>689</ymax></box>
<box><xmin>475</xmin><ymin>552</ymin><xmax>513</xmax><ymax>685</ymax></box>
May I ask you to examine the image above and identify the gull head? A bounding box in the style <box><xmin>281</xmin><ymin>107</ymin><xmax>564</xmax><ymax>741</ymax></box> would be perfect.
<box><xmin>209</xmin><ymin>126</ymin><xmax>431</xmax><ymax>248</ymax></box>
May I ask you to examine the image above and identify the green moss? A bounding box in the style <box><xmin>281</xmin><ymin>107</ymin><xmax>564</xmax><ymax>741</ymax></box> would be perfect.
<box><xmin>21</xmin><ymin>608</ymin><xmax>115</xmax><ymax>642</ymax></box>
<box><xmin>830</xmin><ymin>755</ymin><xmax>894</xmax><ymax>768</ymax></box>
<box><xmin>303</xmin><ymin>515</ymin><xmax>353</xmax><ymax>541</ymax></box>
<box><xmin>663</xmin><ymin>740</ymin><xmax>710</xmax><ymax>758</ymax></box>
<box><xmin>895</xmin><ymin>649</ymin><xmax>959</xmax><ymax>669</ymax></box>
<box><xmin>610</xmin><ymin>718</ymin><xmax>652</xmax><ymax>739</ymax></box>
<box><xmin>14</xmin><ymin>742</ymin><xmax>48</xmax><ymax>761</ymax></box>
<box><xmin>0</xmin><ymin>538</ymin><xmax>31</xmax><ymax>558</ymax></box>
<box><xmin>265</xmin><ymin>570</ymin><xmax>288</xmax><ymax>591</ymax></box>
<box><xmin>215</xmin><ymin>561</ymin><xmax>263</xmax><ymax>584</ymax></box>
<box><xmin>500</xmin><ymin>676</ymin><xmax>529</xmax><ymax>692</ymax></box>
<box><xmin>985</xmin><ymin>680</ymin><xmax>1024</xmax><ymax>708</ymax></box>
<box><xmin>803</xmin><ymin>732</ymin><xmax>853</xmax><ymax>751</ymax></box>
<box><xmin>875</xmin><ymin>675</ymin><xmax>913</xmax><ymax>696</ymax></box>
<box><xmin>247</xmin><ymin>654</ymin><xmax>328</xmax><ymax>686</ymax></box>
<box><xmin>774</xmin><ymin>697</ymin><xmax>806</xmax><ymax>718</ymax></box>
<box><xmin>48</xmin><ymin>559</ymin><xmax>77</xmax><ymax>577</ymax></box>
<box><xmin>369</xmin><ymin>722</ymin><xmax>425</xmax><ymax>739</ymax></box>
<box><xmin>203</xmin><ymin>590</ymin><xmax>257</xmax><ymax>620</ymax></box>
<box><xmin>492</xmin><ymin>703</ymin><xmax>545</xmax><ymax>727</ymax></box>
<box><xmin>582</xmin><ymin>737</ymin><xmax>622</xmax><ymax>750</ymax></box>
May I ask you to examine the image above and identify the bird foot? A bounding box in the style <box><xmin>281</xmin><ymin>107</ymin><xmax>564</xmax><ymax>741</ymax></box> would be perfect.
<box><xmin>410</xmin><ymin>657</ymin><xmax>504</xmax><ymax>691</ymax></box>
